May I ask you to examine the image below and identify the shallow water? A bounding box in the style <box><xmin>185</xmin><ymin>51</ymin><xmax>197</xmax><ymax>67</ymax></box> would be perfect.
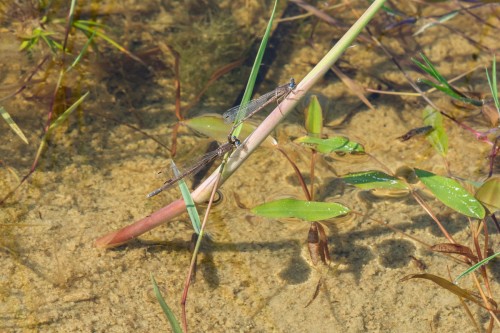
<box><xmin>1</xmin><ymin>1</ymin><xmax>499</xmax><ymax>332</ymax></box>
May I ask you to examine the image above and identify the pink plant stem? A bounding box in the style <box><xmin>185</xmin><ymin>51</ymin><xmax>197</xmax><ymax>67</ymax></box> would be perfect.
<box><xmin>95</xmin><ymin>170</ymin><xmax>223</xmax><ymax>248</ymax></box>
<box><xmin>95</xmin><ymin>199</ymin><xmax>186</xmax><ymax>248</ymax></box>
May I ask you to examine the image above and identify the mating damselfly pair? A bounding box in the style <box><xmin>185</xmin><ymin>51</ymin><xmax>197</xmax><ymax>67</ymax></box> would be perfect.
<box><xmin>146</xmin><ymin>78</ymin><xmax>296</xmax><ymax>198</ymax></box>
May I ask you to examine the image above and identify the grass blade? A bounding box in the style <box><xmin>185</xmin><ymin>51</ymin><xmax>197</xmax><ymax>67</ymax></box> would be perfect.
<box><xmin>32</xmin><ymin>92</ymin><xmax>90</xmax><ymax>167</ymax></box>
<box><xmin>171</xmin><ymin>161</ymin><xmax>201</xmax><ymax>234</ymax></box>
<box><xmin>454</xmin><ymin>252</ymin><xmax>500</xmax><ymax>284</ymax></box>
<box><xmin>68</xmin><ymin>30</ymin><xmax>96</xmax><ymax>71</ymax></box>
<box><xmin>0</xmin><ymin>106</ymin><xmax>28</xmax><ymax>144</ymax></box>
<box><xmin>401</xmin><ymin>273</ymin><xmax>496</xmax><ymax>310</ymax></box>
<box><xmin>150</xmin><ymin>274</ymin><xmax>183</xmax><ymax>333</ymax></box>
<box><xmin>48</xmin><ymin>92</ymin><xmax>89</xmax><ymax>132</ymax></box>
<box><xmin>231</xmin><ymin>0</ymin><xmax>279</xmax><ymax>137</ymax></box>
<box><xmin>72</xmin><ymin>20</ymin><xmax>145</xmax><ymax>65</ymax></box>
<box><xmin>485</xmin><ymin>55</ymin><xmax>500</xmax><ymax>114</ymax></box>
<box><xmin>413</xmin><ymin>10</ymin><xmax>458</xmax><ymax>36</ymax></box>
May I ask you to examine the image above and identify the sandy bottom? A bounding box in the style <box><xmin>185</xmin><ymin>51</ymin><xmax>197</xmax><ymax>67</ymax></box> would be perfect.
<box><xmin>1</xmin><ymin>1</ymin><xmax>499</xmax><ymax>332</ymax></box>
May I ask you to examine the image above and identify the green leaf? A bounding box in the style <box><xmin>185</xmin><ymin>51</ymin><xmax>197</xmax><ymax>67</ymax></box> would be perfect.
<box><xmin>68</xmin><ymin>30</ymin><xmax>95</xmax><ymax>71</ymax></box>
<box><xmin>414</xmin><ymin>53</ymin><xmax>449</xmax><ymax>86</ymax></box>
<box><xmin>418</xmin><ymin>78</ymin><xmax>467</xmax><ymax>101</ymax></box>
<box><xmin>183</xmin><ymin>115</ymin><xmax>274</xmax><ymax>144</ymax></box>
<box><xmin>150</xmin><ymin>274</ymin><xmax>183</xmax><ymax>333</ymax></box>
<box><xmin>172</xmin><ymin>161</ymin><xmax>201</xmax><ymax>234</ymax></box>
<box><xmin>423</xmin><ymin>106</ymin><xmax>447</xmax><ymax>156</ymax></box>
<box><xmin>413</xmin><ymin>10</ymin><xmax>458</xmax><ymax>36</ymax></box>
<box><xmin>485</xmin><ymin>54</ymin><xmax>500</xmax><ymax>114</ymax></box>
<box><xmin>341</xmin><ymin>171</ymin><xmax>409</xmax><ymax>190</ymax></box>
<box><xmin>0</xmin><ymin>106</ymin><xmax>28</xmax><ymax>144</ymax></box>
<box><xmin>414</xmin><ymin>169</ymin><xmax>485</xmax><ymax>219</ymax></box>
<box><xmin>32</xmin><ymin>92</ymin><xmax>90</xmax><ymax>169</ymax></box>
<box><xmin>413</xmin><ymin>54</ymin><xmax>482</xmax><ymax>106</ymax></box>
<box><xmin>304</xmin><ymin>95</ymin><xmax>323</xmax><ymax>136</ymax></box>
<box><xmin>251</xmin><ymin>198</ymin><xmax>350</xmax><ymax>222</ymax></box>
<box><xmin>48</xmin><ymin>92</ymin><xmax>89</xmax><ymax>132</ymax></box>
<box><xmin>183</xmin><ymin>115</ymin><xmax>232</xmax><ymax>141</ymax></box>
<box><xmin>454</xmin><ymin>251</ymin><xmax>500</xmax><ymax>284</ymax></box>
<box><xmin>231</xmin><ymin>0</ymin><xmax>279</xmax><ymax>138</ymax></box>
<box><xmin>295</xmin><ymin>136</ymin><xmax>365</xmax><ymax>154</ymax></box>
<box><xmin>72</xmin><ymin>20</ymin><xmax>145</xmax><ymax>65</ymax></box>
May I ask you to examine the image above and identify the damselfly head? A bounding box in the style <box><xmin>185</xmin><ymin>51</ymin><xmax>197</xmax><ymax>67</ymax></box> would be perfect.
<box><xmin>289</xmin><ymin>78</ymin><xmax>296</xmax><ymax>89</ymax></box>
<box><xmin>229</xmin><ymin>135</ymin><xmax>241</xmax><ymax>146</ymax></box>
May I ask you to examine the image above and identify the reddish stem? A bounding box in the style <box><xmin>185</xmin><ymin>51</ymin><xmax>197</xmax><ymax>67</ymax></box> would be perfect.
<box><xmin>94</xmin><ymin>199</ymin><xmax>186</xmax><ymax>248</ymax></box>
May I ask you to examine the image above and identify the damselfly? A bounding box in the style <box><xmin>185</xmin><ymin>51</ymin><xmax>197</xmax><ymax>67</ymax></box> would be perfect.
<box><xmin>147</xmin><ymin>136</ymin><xmax>240</xmax><ymax>198</ymax></box>
<box><xmin>223</xmin><ymin>78</ymin><xmax>296</xmax><ymax>131</ymax></box>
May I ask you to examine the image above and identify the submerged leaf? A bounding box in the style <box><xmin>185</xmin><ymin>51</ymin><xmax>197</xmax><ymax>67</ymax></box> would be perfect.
<box><xmin>412</xmin><ymin>10</ymin><xmax>458</xmax><ymax>36</ymax></box>
<box><xmin>431</xmin><ymin>243</ymin><xmax>477</xmax><ymax>262</ymax></box>
<box><xmin>49</xmin><ymin>92</ymin><xmax>89</xmax><ymax>132</ymax></box>
<box><xmin>475</xmin><ymin>177</ymin><xmax>500</xmax><ymax>213</ymax></box>
<box><xmin>183</xmin><ymin>115</ymin><xmax>234</xmax><ymax>141</ymax></box>
<box><xmin>304</xmin><ymin>95</ymin><xmax>323</xmax><ymax>137</ymax></box>
<box><xmin>308</xmin><ymin>222</ymin><xmax>321</xmax><ymax>265</ymax></box>
<box><xmin>423</xmin><ymin>107</ymin><xmax>447</xmax><ymax>156</ymax></box>
<box><xmin>184</xmin><ymin>115</ymin><xmax>275</xmax><ymax>145</ymax></box>
<box><xmin>415</xmin><ymin>169</ymin><xmax>485</xmax><ymax>219</ymax></box>
<box><xmin>317</xmin><ymin>222</ymin><xmax>331</xmax><ymax>263</ymax></box>
<box><xmin>401</xmin><ymin>273</ymin><xmax>497</xmax><ymax>310</ymax></box>
<box><xmin>0</xmin><ymin>106</ymin><xmax>28</xmax><ymax>144</ymax></box>
<box><xmin>307</xmin><ymin>222</ymin><xmax>330</xmax><ymax>265</ymax></box>
<box><xmin>304</xmin><ymin>278</ymin><xmax>323</xmax><ymax>308</ymax></box>
<box><xmin>342</xmin><ymin>171</ymin><xmax>409</xmax><ymax>190</ymax></box>
<box><xmin>252</xmin><ymin>198</ymin><xmax>350</xmax><ymax>222</ymax></box>
<box><xmin>295</xmin><ymin>136</ymin><xmax>365</xmax><ymax>154</ymax></box>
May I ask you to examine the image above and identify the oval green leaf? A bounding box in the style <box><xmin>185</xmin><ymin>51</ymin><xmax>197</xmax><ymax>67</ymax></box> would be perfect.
<box><xmin>342</xmin><ymin>171</ymin><xmax>409</xmax><ymax>190</ymax></box>
<box><xmin>423</xmin><ymin>106</ymin><xmax>448</xmax><ymax>156</ymax></box>
<box><xmin>183</xmin><ymin>114</ymin><xmax>233</xmax><ymax>141</ymax></box>
<box><xmin>295</xmin><ymin>136</ymin><xmax>364</xmax><ymax>154</ymax></box>
<box><xmin>304</xmin><ymin>95</ymin><xmax>323</xmax><ymax>136</ymax></box>
<box><xmin>415</xmin><ymin>168</ymin><xmax>485</xmax><ymax>219</ymax></box>
<box><xmin>184</xmin><ymin>115</ymin><xmax>276</xmax><ymax>145</ymax></box>
<box><xmin>251</xmin><ymin>198</ymin><xmax>350</xmax><ymax>222</ymax></box>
